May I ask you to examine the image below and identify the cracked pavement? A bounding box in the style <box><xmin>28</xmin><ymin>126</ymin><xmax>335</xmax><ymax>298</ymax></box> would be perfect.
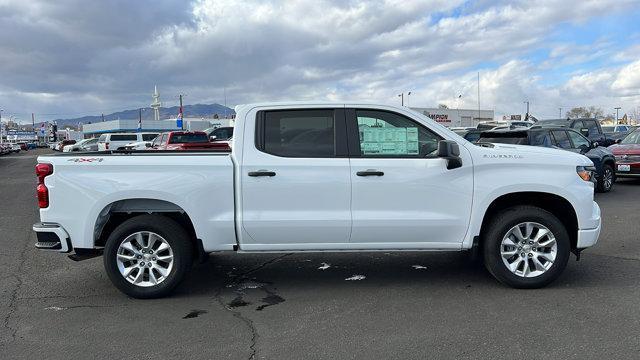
<box><xmin>1</xmin><ymin>149</ymin><xmax>640</xmax><ymax>359</ymax></box>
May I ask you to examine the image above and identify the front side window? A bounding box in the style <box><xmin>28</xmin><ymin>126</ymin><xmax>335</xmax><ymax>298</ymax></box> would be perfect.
<box><xmin>355</xmin><ymin>110</ymin><xmax>440</xmax><ymax>157</ymax></box>
<box><xmin>261</xmin><ymin>110</ymin><xmax>335</xmax><ymax>157</ymax></box>
<box><xmin>584</xmin><ymin>120</ymin><xmax>599</xmax><ymax>136</ymax></box>
<box><xmin>551</xmin><ymin>130</ymin><xmax>571</xmax><ymax>149</ymax></box>
<box><xmin>567</xmin><ymin>130</ymin><xmax>590</xmax><ymax>149</ymax></box>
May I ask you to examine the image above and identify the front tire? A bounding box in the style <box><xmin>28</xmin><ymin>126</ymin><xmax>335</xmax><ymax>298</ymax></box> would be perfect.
<box><xmin>596</xmin><ymin>164</ymin><xmax>614</xmax><ymax>193</ymax></box>
<box><xmin>103</xmin><ymin>214</ymin><xmax>193</xmax><ymax>298</ymax></box>
<box><xmin>483</xmin><ymin>206</ymin><xmax>570</xmax><ymax>289</ymax></box>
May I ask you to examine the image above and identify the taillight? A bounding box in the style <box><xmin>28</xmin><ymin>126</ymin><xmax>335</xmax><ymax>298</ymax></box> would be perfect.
<box><xmin>35</xmin><ymin>163</ymin><xmax>53</xmax><ymax>208</ymax></box>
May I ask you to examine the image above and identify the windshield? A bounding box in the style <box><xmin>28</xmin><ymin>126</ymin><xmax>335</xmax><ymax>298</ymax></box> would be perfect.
<box><xmin>621</xmin><ymin>130</ymin><xmax>640</xmax><ymax>144</ymax></box>
<box><xmin>169</xmin><ymin>133</ymin><xmax>209</xmax><ymax>143</ymax></box>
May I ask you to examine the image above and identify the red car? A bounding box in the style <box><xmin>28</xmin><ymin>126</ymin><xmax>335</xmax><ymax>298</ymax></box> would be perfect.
<box><xmin>610</xmin><ymin>128</ymin><xmax>640</xmax><ymax>177</ymax></box>
<box><xmin>152</xmin><ymin>131</ymin><xmax>228</xmax><ymax>151</ymax></box>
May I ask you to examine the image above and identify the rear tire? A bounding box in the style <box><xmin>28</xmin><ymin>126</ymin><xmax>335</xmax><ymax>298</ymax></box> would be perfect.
<box><xmin>103</xmin><ymin>214</ymin><xmax>193</xmax><ymax>299</ymax></box>
<box><xmin>483</xmin><ymin>206</ymin><xmax>570</xmax><ymax>289</ymax></box>
<box><xmin>596</xmin><ymin>164</ymin><xmax>614</xmax><ymax>193</ymax></box>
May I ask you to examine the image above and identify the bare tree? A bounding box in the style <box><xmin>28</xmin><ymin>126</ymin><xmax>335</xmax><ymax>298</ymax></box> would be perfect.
<box><xmin>566</xmin><ymin>106</ymin><xmax>604</xmax><ymax>119</ymax></box>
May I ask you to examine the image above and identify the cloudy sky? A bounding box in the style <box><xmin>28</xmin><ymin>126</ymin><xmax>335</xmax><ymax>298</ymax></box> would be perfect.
<box><xmin>1</xmin><ymin>0</ymin><xmax>639</xmax><ymax>122</ymax></box>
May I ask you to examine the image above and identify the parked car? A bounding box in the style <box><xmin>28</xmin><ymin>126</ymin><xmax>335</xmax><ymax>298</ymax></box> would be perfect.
<box><xmin>478</xmin><ymin>127</ymin><xmax>616</xmax><ymax>192</ymax></box>
<box><xmin>63</xmin><ymin>138</ymin><xmax>99</xmax><ymax>152</ymax></box>
<box><xmin>55</xmin><ymin>140</ymin><xmax>76</xmax><ymax>151</ymax></box>
<box><xmin>152</xmin><ymin>131</ymin><xmax>224</xmax><ymax>150</ymax></box>
<box><xmin>97</xmin><ymin>132</ymin><xmax>159</xmax><ymax>151</ymax></box>
<box><xmin>536</xmin><ymin>118</ymin><xmax>614</xmax><ymax>146</ymax></box>
<box><xmin>0</xmin><ymin>144</ymin><xmax>11</xmax><ymax>155</ymax></box>
<box><xmin>16</xmin><ymin>142</ymin><xmax>28</xmax><ymax>151</ymax></box>
<box><xmin>609</xmin><ymin>128</ymin><xmax>640</xmax><ymax>178</ymax></box>
<box><xmin>453</xmin><ymin>128</ymin><xmax>483</xmax><ymax>143</ymax></box>
<box><xmin>11</xmin><ymin>144</ymin><xmax>22</xmax><ymax>153</ymax></box>
<box><xmin>33</xmin><ymin>102</ymin><xmax>601</xmax><ymax>298</ymax></box>
<box><xmin>602</xmin><ymin>125</ymin><xmax>632</xmax><ymax>143</ymax></box>
<box><xmin>205</xmin><ymin>126</ymin><xmax>234</xmax><ymax>141</ymax></box>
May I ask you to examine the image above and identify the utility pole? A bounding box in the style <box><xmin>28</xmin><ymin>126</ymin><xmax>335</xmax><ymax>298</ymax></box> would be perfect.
<box><xmin>101</xmin><ymin>113</ymin><xmax>105</xmax><ymax>122</ymax></box>
<box><xmin>559</xmin><ymin>107</ymin><xmax>562</xmax><ymax>118</ymax></box>
<box><xmin>477</xmin><ymin>72</ymin><xmax>481</xmax><ymax>121</ymax></box>
<box><xmin>0</xmin><ymin>108</ymin><xmax>3</xmax><ymax>144</ymax></box>
<box><xmin>138</xmin><ymin>108</ymin><xmax>142</xmax><ymax>131</ymax></box>
<box><xmin>398</xmin><ymin>93</ymin><xmax>404</xmax><ymax>106</ymax></box>
<box><xmin>614</xmin><ymin>107</ymin><xmax>621</xmax><ymax>124</ymax></box>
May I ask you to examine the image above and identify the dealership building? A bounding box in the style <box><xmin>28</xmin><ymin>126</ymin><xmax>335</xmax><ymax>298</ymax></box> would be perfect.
<box><xmin>410</xmin><ymin>107</ymin><xmax>494</xmax><ymax>128</ymax></box>
<box><xmin>81</xmin><ymin>118</ymin><xmax>233</xmax><ymax>137</ymax></box>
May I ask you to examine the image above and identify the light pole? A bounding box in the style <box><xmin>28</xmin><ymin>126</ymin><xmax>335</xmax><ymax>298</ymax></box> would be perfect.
<box><xmin>524</xmin><ymin>101</ymin><xmax>530</xmax><ymax>119</ymax></box>
<box><xmin>397</xmin><ymin>92</ymin><xmax>412</xmax><ymax>107</ymax></box>
<box><xmin>0</xmin><ymin>108</ymin><xmax>3</xmax><ymax>144</ymax></box>
<box><xmin>559</xmin><ymin>107</ymin><xmax>562</xmax><ymax>119</ymax></box>
<box><xmin>614</xmin><ymin>107</ymin><xmax>621</xmax><ymax>124</ymax></box>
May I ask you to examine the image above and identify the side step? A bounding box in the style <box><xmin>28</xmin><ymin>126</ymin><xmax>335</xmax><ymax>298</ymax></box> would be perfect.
<box><xmin>35</xmin><ymin>241</ymin><xmax>62</xmax><ymax>250</ymax></box>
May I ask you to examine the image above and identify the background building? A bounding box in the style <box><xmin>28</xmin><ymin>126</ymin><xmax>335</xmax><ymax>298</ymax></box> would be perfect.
<box><xmin>410</xmin><ymin>107</ymin><xmax>494</xmax><ymax>127</ymax></box>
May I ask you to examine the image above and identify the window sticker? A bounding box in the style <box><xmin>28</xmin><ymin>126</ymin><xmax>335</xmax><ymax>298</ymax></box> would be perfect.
<box><xmin>360</xmin><ymin>127</ymin><xmax>419</xmax><ymax>155</ymax></box>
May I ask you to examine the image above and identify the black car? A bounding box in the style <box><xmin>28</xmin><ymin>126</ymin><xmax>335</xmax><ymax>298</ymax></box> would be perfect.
<box><xmin>535</xmin><ymin>118</ymin><xmax>614</xmax><ymax>146</ymax></box>
<box><xmin>478</xmin><ymin>127</ymin><xmax>616</xmax><ymax>192</ymax></box>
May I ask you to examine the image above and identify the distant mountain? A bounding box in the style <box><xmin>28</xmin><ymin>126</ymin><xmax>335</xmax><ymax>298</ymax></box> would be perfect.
<box><xmin>53</xmin><ymin>103</ymin><xmax>234</xmax><ymax>127</ymax></box>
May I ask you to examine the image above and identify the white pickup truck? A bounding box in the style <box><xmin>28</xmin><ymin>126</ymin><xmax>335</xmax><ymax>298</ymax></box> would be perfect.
<box><xmin>33</xmin><ymin>103</ymin><xmax>601</xmax><ymax>298</ymax></box>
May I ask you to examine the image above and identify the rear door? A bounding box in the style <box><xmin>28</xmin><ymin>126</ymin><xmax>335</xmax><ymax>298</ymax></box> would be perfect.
<box><xmin>240</xmin><ymin>108</ymin><xmax>352</xmax><ymax>249</ymax></box>
<box><xmin>346</xmin><ymin>108</ymin><xmax>473</xmax><ymax>248</ymax></box>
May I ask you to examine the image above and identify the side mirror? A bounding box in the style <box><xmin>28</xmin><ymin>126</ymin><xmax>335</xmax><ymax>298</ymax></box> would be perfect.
<box><xmin>210</xmin><ymin>136</ymin><xmax>217</xmax><ymax>141</ymax></box>
<box><xmin>580</xmin><ymin>128</ymin><xmax>589</xmax><ymax>137</ymax></box>
<box><xmin>437</xmin><ymin>140</ymin><xmax>462</xmax><ymax>170</ymax></box>
<box><xmin>591</xmin><ymin>141</ymin><xmax>599</xmax><ymax>148</ymax></box>
<box><xmin>145</xmin><ymin>143</ymin><xmax>152</xmax><ymax>148</ymax></box>
<box><xmin>615</xmin><ymin>139</ymin><xmax>622</xmax><ymax>144</ymax></box>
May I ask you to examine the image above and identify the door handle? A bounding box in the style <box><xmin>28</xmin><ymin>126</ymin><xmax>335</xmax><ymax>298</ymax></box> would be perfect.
<box><xmin>356</xmin><ymin>170</ymin><xmax>384</xmax><ymax>176</ymax></box>
<box><xmin>248</xmin><ymin>170</ymin><xmax>276</xmax><ymax>177</ymax></box>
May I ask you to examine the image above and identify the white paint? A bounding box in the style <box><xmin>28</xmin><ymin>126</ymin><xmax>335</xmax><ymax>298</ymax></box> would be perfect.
<box><xmin>412</xmin><ymin>265</ymin><xmax>428</xmax><ymax>270</ymax></box>
<box><xmin>345</xmin><ymin>275</ymin><xmax>366</xmax><ymax>281</ymax></box>
<box><xmin>45</xmin><ymin>306</ymin><xmax>66</xmax><ymax>311</ymax></box>
<box><xmin>318</xmin><ymin>262</ymin><xmax>330</xmax><ymax>270</ymax></box>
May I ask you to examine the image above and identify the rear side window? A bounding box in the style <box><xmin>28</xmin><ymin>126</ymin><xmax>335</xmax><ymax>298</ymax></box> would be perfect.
<box><xmin>259</xmin><ymin>110</ymin><xmax>336</xmax><ymax>157</ymax></box>
<box><xmin>169</xmin><ymin>133</ymin><xmax>209</xmax><ymax>143</ymax></box>
<box><xmin>584</xmin><ymin>120</ymin><xmax>600</xmax><ymax>136</ymax></box>
<box><xmin>551</xmin><ymin>130</ymin><xmax>571</xmax><ymax>149</ymax></box>
<box><xmin>110</xmin><ymin>134</ymin><xmax>137</xmax><ymax>141</ymax></box>
<box><xmin>529</xmin><ymin>131</ymin><xmax>553</xmax><ymax>147</ymax></box>
<box><xmin>142</xmin><ymin>134</ymin><xmax>158</xmax><ymax>141</ymax></box>
<box><xmin>212</xmin><ymin>127</ymin><xmax>233</xmax><ymax>140</ymax></box>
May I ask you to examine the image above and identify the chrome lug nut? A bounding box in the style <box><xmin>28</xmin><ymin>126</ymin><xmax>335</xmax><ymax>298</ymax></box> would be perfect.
<box><xmin>520</xmin><ymin>252</ymin><xmax>525</xmax><ymax>257</ymax></box>
<box><xmin>152</xmin><ymin>257</ymin><xmax>156</xmax><ymax>261</ymax></box>
<box><xmin>139</xmin><ymin>262</ymin><xmax>145</xmax><ymax>266</ymax></box>
<box><xmin>528</xmin><ymin>253</ymin><xmax>533</xmax><ymax>257</ymax></box>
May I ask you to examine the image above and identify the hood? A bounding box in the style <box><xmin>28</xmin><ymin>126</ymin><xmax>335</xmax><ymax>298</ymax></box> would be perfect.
<box><xmin>609</xmin><ymin>143</ymin><xmax>640</xmax><ymax>155</ymax></box>
<box><xmin>475</xmin><ymin>143</ymin><xmax>592</xmax><ymax>166</ymax></box>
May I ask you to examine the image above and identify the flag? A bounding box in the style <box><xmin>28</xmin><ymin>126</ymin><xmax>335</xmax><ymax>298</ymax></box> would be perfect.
<box><xmin>176</xmin><ymin>107</ymin><xmax>183</xmax><ymax>129</ymax></box>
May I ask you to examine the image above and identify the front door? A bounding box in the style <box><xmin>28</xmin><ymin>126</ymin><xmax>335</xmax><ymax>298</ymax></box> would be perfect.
<box><xmin>346</xmin><ymin>108</ymin><xmax>473</xmax><ymax>249</ymax></box>
<box><xmin>240</xmin><ymin>108</ymin><xmax>352</xmax><ymax>249</ymax></box>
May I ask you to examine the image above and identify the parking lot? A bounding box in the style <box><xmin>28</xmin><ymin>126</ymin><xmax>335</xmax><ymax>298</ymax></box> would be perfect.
<box><xmin>0</xmin><ymin>148</ymin><xmax>639</xmax><ymax>359</ymax></box>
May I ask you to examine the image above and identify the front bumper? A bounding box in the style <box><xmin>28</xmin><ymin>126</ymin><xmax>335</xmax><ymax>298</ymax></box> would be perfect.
<box><xmin>33</xmin><ymin>222</ymin><xmax>72</xmax><ymax>253</ymax></box>
<box><xmin>576</xmin><ymin>201</ymin><xmax>601</xmax><ymax>249</ymax></box>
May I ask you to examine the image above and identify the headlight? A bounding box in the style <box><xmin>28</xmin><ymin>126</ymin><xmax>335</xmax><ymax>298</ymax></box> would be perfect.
<box><xmin>576</xmin><ymin>166</ymin><xmax>596</xmax><ymax>182</ymax></box>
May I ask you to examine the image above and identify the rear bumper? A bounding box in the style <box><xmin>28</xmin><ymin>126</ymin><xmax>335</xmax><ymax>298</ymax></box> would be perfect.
<box><xmin>33</xmin><ymin>222</ymin><xmax>72</xmax><ymax>253</ymax></box>
<box><xmin>576</xmin><ymin>201</ymin><xmax>601</xmax><ymax>249</ymax></box>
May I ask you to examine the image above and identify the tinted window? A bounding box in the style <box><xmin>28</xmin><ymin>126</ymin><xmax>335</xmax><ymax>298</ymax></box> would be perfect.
<box><xmin>601</xmin><ymin>126</ymin><xmax>614</xmax><ymax>133</ymax></box>
<box><xmin>567</xmin><ymin>130</ymin><xmax>590</xmax><ymax>149</ymax></box>
<box><xmin>169</xmin><ymin>133</ymin><xmax>209</xmax><ymax>143</ymax></box>
<box><xmin>530</xmin><ymin>131</ymin><xmax>553</xmax><ymax>147</ymax></box>
<box><xmin>551</xmin><ymin>130</ymin><xmax>571</xmax><ymax>149</ymax></box>
<box><xmin>356</xmin><ymin>110</ymin><xmax>440</xmax><ymax>156</ymax></box>
<box><xmin>583</xmin><ymin>120</ymin><xmax>600</xmax><ymax>136</ymax></box>
<box><xmin>142</xmin><ymin>134</ymin><xmax>158</xmax><ymax>141</ymax></box>
<box><xmin>212</xmin><ymin>127</ymin><xmax>233</xmax><ymax>140</ymax></box>
<box><xmin>110</xmin><ymin>134</ymin><xmax>137</xmax><ymax>141</ymax></box>
<box><xmin>262</xmin><ymin>110</ymin><xmax>335</xmax><ymax>157</ymax></box>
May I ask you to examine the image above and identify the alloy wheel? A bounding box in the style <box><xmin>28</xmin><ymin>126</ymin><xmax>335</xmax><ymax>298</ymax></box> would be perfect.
<box><xmin>116</xmin><ymin>231</ymin><xmax>174</xmax><ymax>287</ymax></box>
<box><xmin>499</xmin><ymin>222</ymin><xmax>557</xmax><ymax>278</ymax></box>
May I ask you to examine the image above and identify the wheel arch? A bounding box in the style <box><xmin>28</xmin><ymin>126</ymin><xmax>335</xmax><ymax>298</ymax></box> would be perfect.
<box><xmin>477</xmin><ymin>192</ymin><xmax>579</xmax><ymax>250</ymax></box>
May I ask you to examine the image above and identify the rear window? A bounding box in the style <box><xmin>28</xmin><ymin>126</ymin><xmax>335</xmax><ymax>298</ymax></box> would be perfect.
<box><xmin>142</xmin><ymin>134</ymin><xmax>158</xmax><ymax>141</ymax></box>
<box><xmin>110</xmin><ymin>134</ymin><xmax>137</xmax><ymax>141</ymax></box>
<box><xmin>169</xmin><ymin>133</ymin><xmax>209</xmax><ymax>143</ymax></box>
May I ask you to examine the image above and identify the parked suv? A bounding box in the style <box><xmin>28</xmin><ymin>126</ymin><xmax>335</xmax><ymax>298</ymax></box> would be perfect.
<box><xmin>97</xmin><ymin>132</ymin><xmax>159</xmax><ymax>151</ymax></box>
<box><xmin>478</xmin><ymin>127</ymin><xmax>616</xmax><ymax>192</ymax></box>
<box><xmin>536</xmin><ymin>118</ymin><xmax>613</xmax><ymax>146</ymax></box>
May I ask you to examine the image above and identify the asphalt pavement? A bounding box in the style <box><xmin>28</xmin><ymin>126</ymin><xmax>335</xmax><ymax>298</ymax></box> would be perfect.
<box><xmin>1</xmin><ymin>149</ymin><xmax>639</xmax><ymax>359</ymax></box>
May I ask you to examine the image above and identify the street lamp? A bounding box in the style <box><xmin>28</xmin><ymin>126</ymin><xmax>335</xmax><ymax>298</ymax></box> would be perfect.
<box><xmin>0</xmin><ymin>108</ymin><xmax>3</xmax><ymax>144</ymax></box>
<box><xmin>398</xmin><ymin>92</ymin><xmax>412</xmax><ymax>107</ymax></box>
